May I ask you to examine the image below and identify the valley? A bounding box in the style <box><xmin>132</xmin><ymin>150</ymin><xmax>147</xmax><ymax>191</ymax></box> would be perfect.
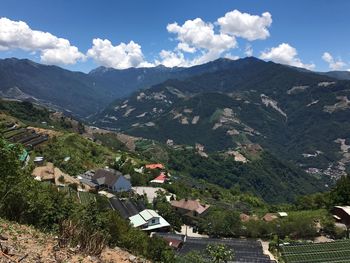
<box><xmin>1</xmin><ymin>57</ymin><xmax>350</xmax><ymax>263</ymax></box>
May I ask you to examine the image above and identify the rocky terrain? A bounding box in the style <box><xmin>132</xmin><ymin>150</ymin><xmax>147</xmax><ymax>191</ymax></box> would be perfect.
<box><xmin>0</xmin><ymin>218</ymin><xmax>148</xmax><ymax>263</ymax></box>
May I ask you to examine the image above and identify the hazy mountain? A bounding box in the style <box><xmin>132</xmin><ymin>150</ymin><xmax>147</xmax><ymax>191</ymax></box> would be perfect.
<box><xmin>0</xmin><ymin>57</ymin><xmax>250</xmax><ymax>118</ymax></box>
<box><xmin>0</xmin><ymin>58</ymin><xmax>112</xmax><ymax>117</ymax></box>
<box><xmin>321</xmin><ymin>71</ymin><xmax>350</xmax><ymax>80</ymax></box>
<box><xmin>93</xmin><ymin>57</ymin><xmax>350</xmax><ymax>179</ymax></box>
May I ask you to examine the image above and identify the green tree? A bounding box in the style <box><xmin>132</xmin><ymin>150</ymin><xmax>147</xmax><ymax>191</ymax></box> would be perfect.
<box><xmin>330</xmin><ymin>176</ymin><xmax>350</xmax><ymax>206</ymax></box>
<box><xmin>206</xmin><ymin>244</ymin><xmax>234</xmax><ymax>263</ymax></box>
<box><xmin>153</xmin><ymin>194</ymin><xmax>182</xmax><ymax>232</ymax></box>
<box><xmin>200</xmin><ymin>209</ymin><xmax>241</xmax><ymax>237</ymax></box>
<box><xmin>177</xmin><ymin>251</ymin><xmax>205</xmax><ymax>263</ymax></box>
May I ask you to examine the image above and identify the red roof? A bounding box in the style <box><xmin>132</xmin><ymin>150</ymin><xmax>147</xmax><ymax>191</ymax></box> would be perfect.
<box><xmin>145</xmin><ymin>163</ymin><xmax>164</xmax><ymax>170</ymax></box>
<box><xmin>150</xmin><ymin>173</ymin><xmax>167</xmax><ymax>183</ymax></box>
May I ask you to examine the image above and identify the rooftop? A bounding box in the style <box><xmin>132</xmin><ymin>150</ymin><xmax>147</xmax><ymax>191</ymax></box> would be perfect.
<box><xmin>92</xmin><ymin>168</ymin><xmax>123</xmax><ymax>188</ymax></box>
<box><xmin>334</xmin><ymin>206</ymin><xmax>350</xmax><ymax>216</ymax></box>
<box><xmin>129</xmin><ymin>209</ymin><xmax>170</xmax><ymax>231</ymax></box>
<box><xmin>171</xmin><ymin>199</ymin><xmax>210</xmax><ymax>214</ymax></box>
<box><xmin>150</xmin><ymin>173</ymin><xmax>167</xmax><ymax>184</ymax></box>
<box><xmin>145</xmin><ymin>163</ymin><xmax>164</xmax><ymax>170</ymax></box>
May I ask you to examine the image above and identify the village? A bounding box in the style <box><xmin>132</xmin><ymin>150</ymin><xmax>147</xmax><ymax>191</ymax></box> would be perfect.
<box><xmin>2</xmin><ymin>112</ymin><xmax>350</xmax><ymax>263</ymax></box>
<box><xmin>30</xmin><ymin>156</ymin><xmax>350</xmax><ymax>263</ymax></box>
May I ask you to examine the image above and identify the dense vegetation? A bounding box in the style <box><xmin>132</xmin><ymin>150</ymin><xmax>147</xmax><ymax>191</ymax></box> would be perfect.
<box><xmin>137</xmin><ymin>142</ymin><xmax>326</xmax><ymax>203</ymax></box>
<box><xmin>95</xmin><ymin>57</ymin><xmax>350</xmax><ymax>178</ymax></box>
<box><xmin>0</xmin><ymin>99</ymin><xmax>52</xmax><ymax>124</ymax></box>
<box><xmin>35</xmin><ymin>133</ymin><xmax>114</xmax><ymax>175</ymax></box>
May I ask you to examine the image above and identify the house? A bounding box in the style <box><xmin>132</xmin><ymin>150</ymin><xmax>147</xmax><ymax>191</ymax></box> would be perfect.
<box><xmin>91</xmin><ymin>168</ymin><xmax>131</xmax><ymax>192</ymax></box>
<box><xmin>145</xmin><ymin>163</ymin><xmax>164</xmax><ymax>170</ymax></box>
<box><xmin>129</xmin><ymin>209</ymin><xmax>170</xmax><ymax>231</ymax></box>
<box><xmin>150</xmin><ymin>173</ymin><xmax>167</xmax><ymax>184</ymax></box>
<box><xmin>332</xmin><ymin>206</ymin><xmax>350</xmax><ymax>225</ymax></box>
<box><xmin>262</xmin><ymin>213</ymin><xmax>278</xmax><ymax>222</ymax></box>
<box><xmin>109</xmin><ymin>197</ymin><xmax>145</xmax><ymax>219</ymax></box>
<box><xmin>171</xmin><ymin>199</ymin><xmax>210</xmax><ymax>218</ymax></box>
<box><xmin>79</xmin><ymin>178</ymin><xmax>98</xmax><ymax>190</ymax></box>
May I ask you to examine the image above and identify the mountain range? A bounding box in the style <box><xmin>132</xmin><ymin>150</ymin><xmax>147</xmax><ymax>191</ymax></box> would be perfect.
<box><xmin>92</xmin><ymin>57</ymin><xmax>350</xmax><ymax>179</ymax></box>
<box><xmin>0</xmin><ymin>57</ymin><xmax>250</xmax><ymax>117</ymax></box>
<box><xmin>1</xmin><ymin>56</ymin><xmax>350</xmax><ymax>181</ymax></box>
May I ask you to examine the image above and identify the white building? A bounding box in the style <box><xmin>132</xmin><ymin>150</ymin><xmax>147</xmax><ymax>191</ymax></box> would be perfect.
<box><xmin>129</xmin><ymin>209</ymin><xmax>170</xmax><ymax>231</ymax></box>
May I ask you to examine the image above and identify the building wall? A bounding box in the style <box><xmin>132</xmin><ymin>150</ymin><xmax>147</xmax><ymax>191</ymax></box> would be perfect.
<box><xmin>148</xmin><ymin>217</ymin><xmax>160</xmax><ymax>226</ymax></box>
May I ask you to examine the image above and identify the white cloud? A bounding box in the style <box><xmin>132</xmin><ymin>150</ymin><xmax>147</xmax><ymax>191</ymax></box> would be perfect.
<box><xmin>166</xmin><ymin>18</ymin><xmax>236</xmax><ymax>65</ymax></box>
<box><xmin>155</xmin><ymin>50</ymin><xmax>189</xmax><ymax>68</ymax></box>
<box><xmin>0</xmin><ymin>10</ymin><xmax>275</xmax><ymax>69</ymax></box>
<box><xmin>167</xmin><ymin>18</ymin><xmax>236</xmax><ymax>52</ymax></box>
<box><xmin>217</xmin><ymin>10</ymin><xmax>272</xmax><ymax>41</ymax></box>
<box><xmin>87</xmin><ymin>38</ymin><xmax>151</xmax><ymax>69</ymax></box>
<box><xmin>162</xmin><ymin>10</ymin><xmax>272</xmax><ymax>67</ymax></box>
<box><xmin>260</xmin><ymin>43</ymin><xmax>315</xmax><ymax>70</ymax></box>
<box><xmin>245</xmin><ymin>44</ymin><xmax>253</xmax><ymax>57</ymax></box>
<box><xmin>177</xmin><ymin>42</ymin><xmax>196</xmax><ymax>53</ymax></box>
<box><xmin>0</xmin><ymin>17</ymin><xmax>85</xmax><ymax>65</ymax></box>
<box><xmin>322</xmin><ymin>52</ymin><xmax>346</xmax><ymax>70</ymax></box>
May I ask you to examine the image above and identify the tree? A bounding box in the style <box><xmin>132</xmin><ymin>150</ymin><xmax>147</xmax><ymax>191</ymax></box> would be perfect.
<box><xmin>206</xmin><ymin>244</ymin><xmax>234</xmax><ymax>263</ymax></box>
<box><xmin>177</xmin><ymin>251</ymin><xmax>205</xmax><ymax>263</ymax></box>
<box><xmin>199</xmin><ymin>209</ymin><xmax>241</xmax><ymax>237</ymax></box>
<box><xmin>153</xmin><ymin>195</ymin><xmax>182</xmax><ymax>232</ymax></box>
<box><xmin>330</xmin><ymin>176</ymin><xmax>350</xmax><ymax>206</ymax></box>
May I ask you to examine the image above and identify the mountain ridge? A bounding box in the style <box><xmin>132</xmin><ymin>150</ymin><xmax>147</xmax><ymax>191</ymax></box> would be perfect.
<box><xmin>92</xmin><ymin>58</ymin><xmax>350</xmax><ymax>180</ymax></box>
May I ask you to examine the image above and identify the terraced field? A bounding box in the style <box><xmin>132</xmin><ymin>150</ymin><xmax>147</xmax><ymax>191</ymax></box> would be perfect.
<box><xmin>282</xmin><ymin>239</ymin><xmax>350</xmax><ymax>263</ymax></box>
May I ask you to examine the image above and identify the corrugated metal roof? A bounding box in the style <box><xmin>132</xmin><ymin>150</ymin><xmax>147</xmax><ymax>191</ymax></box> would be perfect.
<box><xmin>140</xmin><ymin>209</ymin><xmax>159</xmax><ymax>221</ymax></box>
<box><xmin>129</xmin><ymin>214</ymin><xmax>147</xmax><ymax>227</ymax></box>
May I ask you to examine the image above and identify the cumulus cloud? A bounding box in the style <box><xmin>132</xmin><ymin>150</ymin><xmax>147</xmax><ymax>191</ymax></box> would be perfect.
<box><xmin>87</xmin><ymin>38</ymin><xmax>151</xmax><ymax>69</ymax></box>
<box><xmin>155</xmin><ymin>50</ymin><xmax>189</xmax><ymax>68</ymax></box>
<box><xmin>0</xmin><ymin>10</ymin><xmax>275</xmax><ymax>69</ymax></box>
<box><xmin>322</xmin><ymin>52</ymin><xmax>346</xmax><ymax>70</ymax></box>
<box><xmin>0</xmin><ymin>17</ymin><xmax>85</xmax><ymax>65</ymax></box>
<box><xmin>167</xmin><ymin>18</ymin><xmax>236</xmax><ymax>53</ymax></box>
<box><xmin>260</xmin><ymin>43</ymin><xmax>315</xmax><ymax>70</ymax></box>
<box><xmin>217</xmin><ymin>10</ymin><xmax>272</xmax><ymax>41</ymax></box>
<box><xmin>165</xmin><ymin>18</ymin><xmax>236</xmax><ymax>66</ymax></box>
<box><xmin>176</xmin><ymin>42</ymin><xmax>196</xmax><ymax>53</ymax></box>
<box><xmin>160</xmin><ymin>10</ymin><xmax>272</xmax><ymax>67</ymax></box>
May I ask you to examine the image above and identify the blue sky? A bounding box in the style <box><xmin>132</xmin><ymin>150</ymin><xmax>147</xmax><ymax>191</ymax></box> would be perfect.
<box><xmin>0</xmin><ymin>0</ymin><xmax>349</xmax><ymax>72</ymax></box>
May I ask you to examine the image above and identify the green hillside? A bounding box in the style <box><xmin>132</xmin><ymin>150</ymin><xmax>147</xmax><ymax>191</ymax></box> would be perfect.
<box><xmin>94</xmin><ymin>58</ymin><xmax>350</xmax><ymax>180</ymax></box>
